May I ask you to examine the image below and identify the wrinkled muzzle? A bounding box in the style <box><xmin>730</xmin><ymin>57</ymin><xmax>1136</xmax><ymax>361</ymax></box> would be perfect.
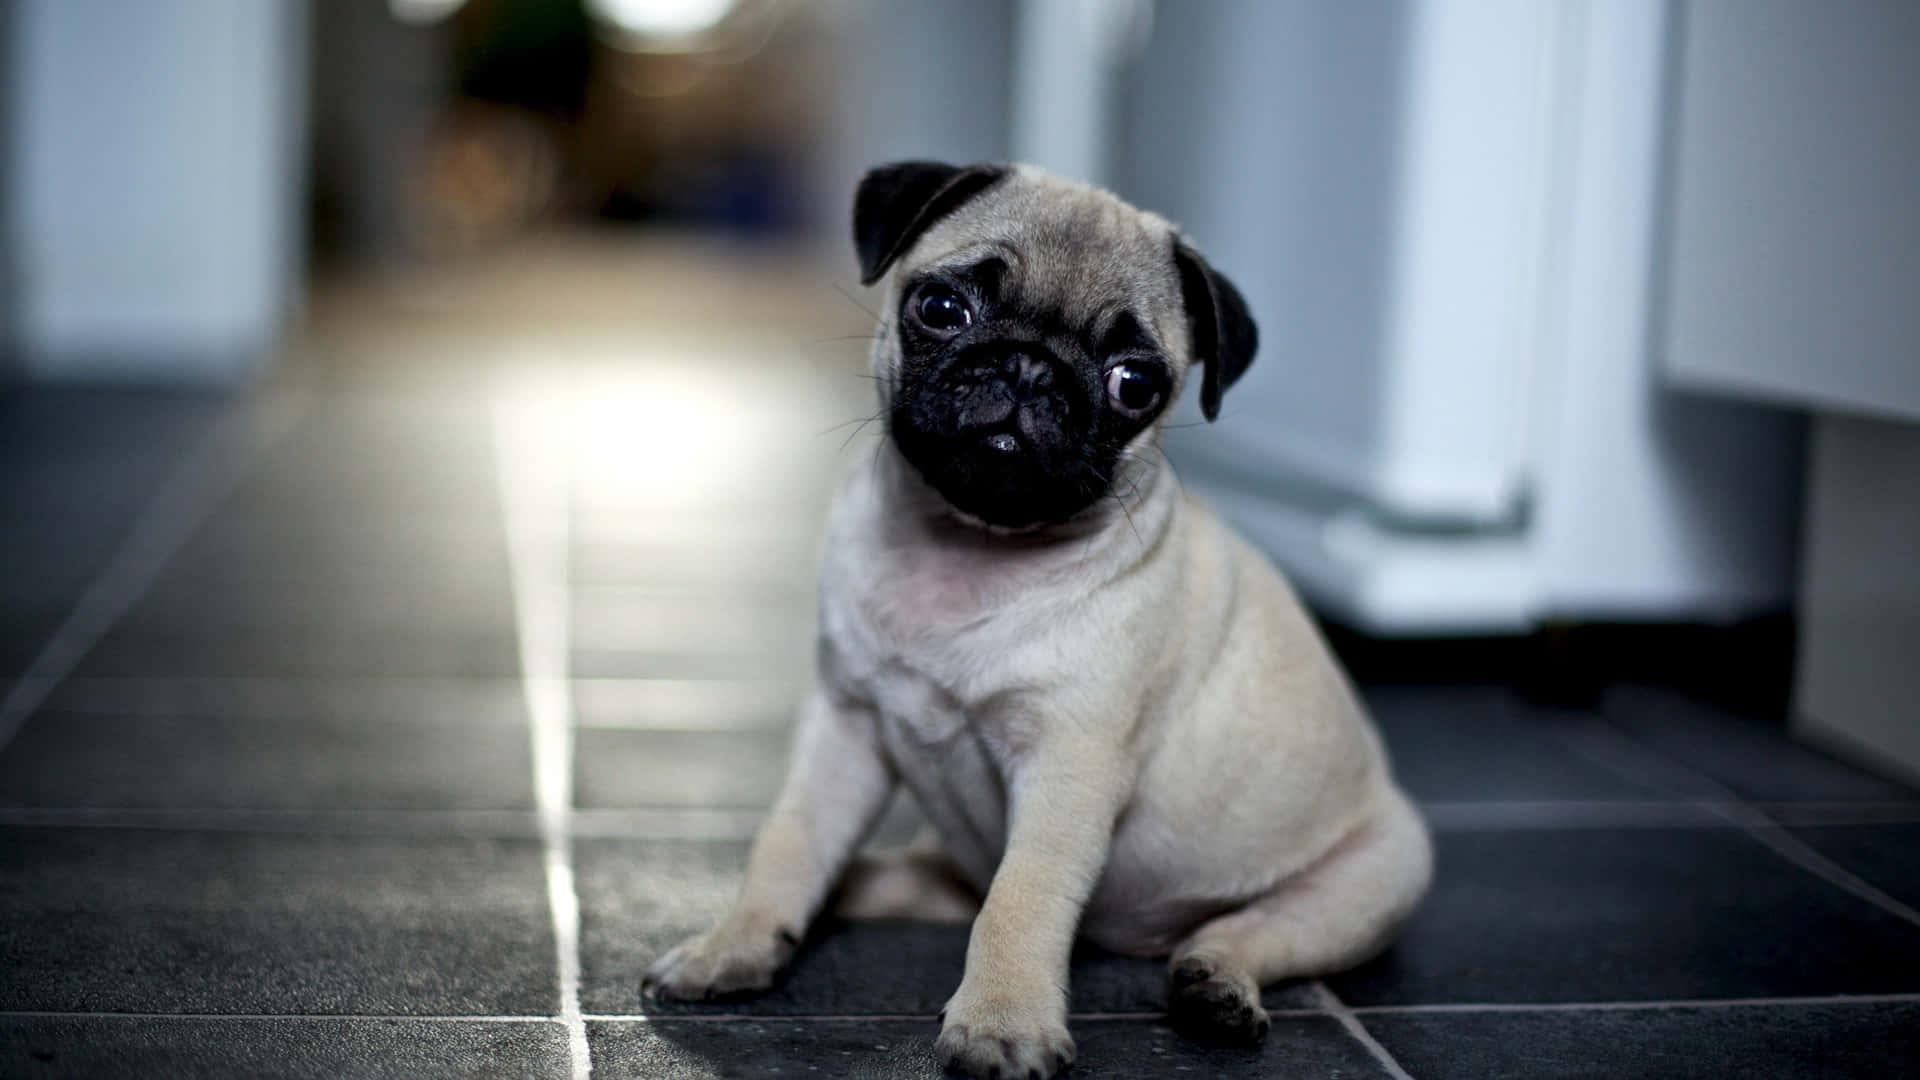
<box><xmin>889</xmin><ymin>343</ymin><xmax>1104</xmax><ymax>528</ymax></box>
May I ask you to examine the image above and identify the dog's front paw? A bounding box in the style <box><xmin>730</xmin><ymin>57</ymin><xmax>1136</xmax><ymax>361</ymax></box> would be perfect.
<box><xmin>936</xmin><ymin>983</ymin><xmax>1075</xmax><ymax>1079</ymax></box>
<box><xmin>640</xmin><ymin>922</ymin><xmax>799</xmax><ymax>1002</ymax></box>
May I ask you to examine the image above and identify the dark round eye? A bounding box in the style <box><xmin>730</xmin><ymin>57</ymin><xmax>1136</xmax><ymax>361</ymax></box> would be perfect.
<box><xmin>1105</xmin><ymin>363</ymin><xmax>1166</xmax><ymax>417</ymax></box>
<box><xmin>914</xmin><ymin>285</ymin><xmax>972</xmax><ymax>333</ymax></box>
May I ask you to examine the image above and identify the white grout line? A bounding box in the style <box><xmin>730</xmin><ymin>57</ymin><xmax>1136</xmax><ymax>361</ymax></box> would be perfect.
<box><xmin>586</xmin><ymin>1012</ymin><xmax>945</xmax><ymax>1024</ymax></box>
<box><xmin>13</xmin><ymin>797</ymin><xmax>1914</xmax><ymax>842</ymax></box>
<box><xmin>1425</xmin><ymin>798</ymin><xmax>1920</xmax><ymax>830</ymax></box>
<box><xmin>9</xmin><ymin>992</ymin><xmax>1918</xmax><ymax>1027</ymax></box>
<box><xmin>0</xmin><ymin>1012</ymin><xmax>562</xmax><ymax>1024</ymax></box>
<box><xmin>1548</xmin><ymin>719</ymin><xmax>1721</xmax><ymax>798</ymax></box>
<box><xmin>1761</xmin><ymin>802</ymin><xmax>1920</xmax><ymax>827</ymax></box>
<box><xmin>1549</xmin><ymin>718</ymin><xmax>1920</xmax><ymax>932</ymax></box>
<box><xmin>0</xmin><ymin>391</ymin><xmax>307</xmax><ymax>756</ymax></box>
<box><xmin>0</xmin><ymin>807</ymin><xmax>543</xmax><ymax>837</ymax></box>
<box><xmin>1705</xmin><ymin>802</ymin><xmax>1920</xmax><ymax>931</ymax></box>
<box><xmin>1419</xmin><ymin>799</ymin><xmax>1726</xmax><ymax>831</ymax></box>
<box><xmin>0</xmin><ymin>805</ymin><xmax>769</xmax><ymax>840</ymax></box>
<box><xmin>1349</xmin><ymin>992</ymin><xmax>1920</xmax><ymax>1015</ymax></box>
<box><xmin>5</xmin><ymin>795</ymin><xmax>1911</xmax><ymax>843</ymax></box>
<box><xmin>1313</xmin><ymin>982</ymin><xmax>1418</xmax><ymax>1080</ymax></box>
<box><xmin>569</xmin><ymin>807</ymin><xmax>767</xmax><ymax>839</ymax></box>
<box><xmin>586</xmin><ymin>1010</ymin><xmax>1308</xmax><ymax>1024</ymax></box>
<box><xmin>493</xmin><ymin>377</ymin><xmax>592</xmax><ymax>1080</ymax></box>
<box><xmin>36</xmin><ymin>675</ymin><xmax>533</xmax><ymax>723</ymax></box>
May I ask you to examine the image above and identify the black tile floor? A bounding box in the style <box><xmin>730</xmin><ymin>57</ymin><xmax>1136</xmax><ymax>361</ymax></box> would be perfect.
<box><xmin>4</xmin><ymin>251</ymin><xmax>1919</xmax><ymax>1078</ymax></box>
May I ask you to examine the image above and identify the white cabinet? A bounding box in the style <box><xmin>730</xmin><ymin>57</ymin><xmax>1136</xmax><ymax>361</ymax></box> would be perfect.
<box><xmin>1655</xmin><ymin>0</ymin><xmax>1920</xmax><ymax>780</ymax></box>
<box><xmin>1663</xmin><ymin>0</ymin><xmax>1920</xmax><ymax>423</ymax></box>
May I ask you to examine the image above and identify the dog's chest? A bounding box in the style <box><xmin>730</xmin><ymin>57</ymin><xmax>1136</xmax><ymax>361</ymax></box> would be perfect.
<box><xmin>823</xmin><ymin>592</ymin><xmax>1022</xmax><ymax>884</ymax></box>
<box><xmin>859</xmin><ymin>656</ymin><xmax>971</xmax><ymax>744</ymax></box>
<box><xmin>860</xmin><ymin>658</ymin><xmax>1012</xmax><ymax>884</ymax></box>
<box><xmin>861</xmin><ymin>544</ymin><xmax>1035</xmax><ymax>644</ymax></box>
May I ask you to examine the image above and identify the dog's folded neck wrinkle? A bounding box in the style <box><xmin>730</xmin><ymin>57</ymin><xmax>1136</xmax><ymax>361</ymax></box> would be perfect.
<box><xmin>921</xmin><ymin>454</ymin><xmax>1168</xmax><ymax>550</ymax></box>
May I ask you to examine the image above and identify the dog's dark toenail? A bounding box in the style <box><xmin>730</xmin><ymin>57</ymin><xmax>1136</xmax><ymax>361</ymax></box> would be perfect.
<box><xmin>777</xmin><ymin>927</ymin><xmax>801</xmax><ymax>948</ymax></box>
<box><xmin>1172</xmin><ymin>961</ymin><xmax>1212</xmax><ymax>987</ymax></box>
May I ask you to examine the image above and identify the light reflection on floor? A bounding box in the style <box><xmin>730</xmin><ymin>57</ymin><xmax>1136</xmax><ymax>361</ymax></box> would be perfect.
<box><xmin>308</xmin><ymin>228</ymin><xmax>879</xmax><ymax>803</ymax></box>
<box><xmin>6</xmin><ymin>228</ymin><xmax>1917</xmax><ymax>1077</ymax></box>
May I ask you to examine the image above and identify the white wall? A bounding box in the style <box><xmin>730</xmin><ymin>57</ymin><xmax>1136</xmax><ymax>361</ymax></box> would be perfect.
<box><xmin>1008</xmin><ymin>0</ymin><xmax>1149</xmax><ymax>188</ymax></box>
<box><xmin>7</xmin><ymin>0</ymin><xmax>306</xmax><ymax>383</ymax></box>
<box><xmin>814</xmin><ymin>0</ymin><xmax>1014</xmax><ymax>257</ymax></box>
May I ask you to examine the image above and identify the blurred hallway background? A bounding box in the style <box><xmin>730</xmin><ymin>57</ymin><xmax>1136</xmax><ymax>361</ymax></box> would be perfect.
<box><xmin>2</xmin><ymin>2</ymin><xmax>1918</xmax><ymax>1077</ymax></box>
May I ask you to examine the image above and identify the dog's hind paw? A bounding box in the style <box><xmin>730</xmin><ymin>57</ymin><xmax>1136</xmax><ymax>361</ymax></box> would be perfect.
<box><xmin>1167</xmin><ymin>955</ymin><xmax>1271</xmax><ymax>1044</ymax></box>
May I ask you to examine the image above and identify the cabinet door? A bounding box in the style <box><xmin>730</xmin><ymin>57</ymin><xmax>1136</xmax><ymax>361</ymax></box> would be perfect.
<box><xmin>1664</xmin><ymin>0</ymin><xmax>1920</xmax><ymax>423</ymax></box>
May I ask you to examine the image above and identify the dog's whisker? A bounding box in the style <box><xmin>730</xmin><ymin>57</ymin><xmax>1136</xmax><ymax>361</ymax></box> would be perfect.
<box><xmin>837</xmin><ymin>414</ymin><xmax>887</xmax><ymax>452</ymax></box>
<box><xmin>831</xmin><ymin>281</ymin><xmax>881</xmax><ymax>322</ymax></box>
<box><xmin>1110</xmin><ymin>490</ymin><xmax>1143</xmax><ymax>549</ymax></box>
<box><xmin>818</xmin><ymin>412</ymin><xmax>882</xmax><ymax>437</ymax></box>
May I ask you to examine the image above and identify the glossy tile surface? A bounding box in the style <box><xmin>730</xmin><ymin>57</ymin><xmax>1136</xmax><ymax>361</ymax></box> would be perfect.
<box><xmin>3</xmin><ymin>244</ymin><xmax>1914</xmax><ymax>1077</ymax></box>
<box><xmin>0</xmin><ymin>828</ymin><xmax>553</xmax><ymax>1015</ymax></box>
<box><xmin>1363</xmin><ymin>1002</ymin><xmax>1920</xmax><ymax>1080</ymax></box>
<box><xmin>0</xmin><ymin>1017</ymin><xmax>571</xmax><ymax>1080</ymax></box>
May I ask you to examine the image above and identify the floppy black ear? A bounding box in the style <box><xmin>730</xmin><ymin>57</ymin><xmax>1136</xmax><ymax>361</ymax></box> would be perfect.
<box><xmin>1173</xmin><ymin>238</ymin><xmax>1259</xmax><ymax>422</ymax></box>
<box><xmin>853</xmin><ymin>161</ymin><xmax>1009</xmax><ymax>286</ymax></box>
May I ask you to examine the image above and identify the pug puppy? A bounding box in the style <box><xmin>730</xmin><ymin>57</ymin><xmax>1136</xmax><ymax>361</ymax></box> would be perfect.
<box><xmin>643</xmin><ymin>162</ymin><xmax>1431</xmax><ymax>1079</ymax></box>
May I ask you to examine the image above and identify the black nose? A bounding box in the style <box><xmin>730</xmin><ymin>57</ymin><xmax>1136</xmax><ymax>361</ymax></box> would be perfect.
<box><xmin>952</xmin><ymin>344</ymin><xmax>1063</xmax><ymax>397</ymax></box>
<box><xmin>890</xmin><ymin>342</ymin><xmax>1092</xmax><ymax>527</ymax></box>
<box><xmin>947</xmin><ymin>345</ymin><xmax>1067</xmax><ymax>432</ymax></box>
<box><xmin>1002</xmin><ymin>351</ymin><xmax>1054</xmax><ymax>394</ymax></box>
